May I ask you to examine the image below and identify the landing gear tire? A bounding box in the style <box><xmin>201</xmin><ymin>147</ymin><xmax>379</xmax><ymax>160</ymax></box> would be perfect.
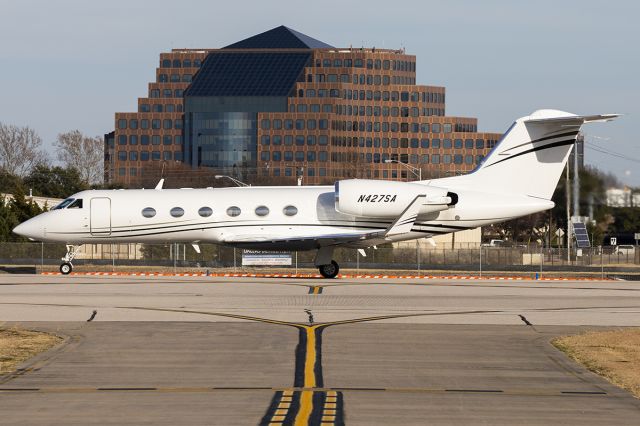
<box><xmin>60</xmin><ymin>262</ymin><xmax>73</xmax><ymax>275</ymax></box>
<box><xmin>319</xmin><ymin>260</ymin><xmax>339</xmax><ymax>279</ymax></box>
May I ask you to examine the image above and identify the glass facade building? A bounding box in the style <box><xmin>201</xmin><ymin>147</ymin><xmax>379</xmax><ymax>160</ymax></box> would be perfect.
<box><xmin>107</xmin><ymin>26</ymin><xmax>502</xmax><ymax>186</ymax></box>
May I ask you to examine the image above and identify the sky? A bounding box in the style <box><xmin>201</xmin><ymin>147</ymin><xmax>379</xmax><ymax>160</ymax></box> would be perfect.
<box><xmin>1</xmin><ymin>0</ymin><xmax>638</xmax><ymax>185</ymax></box>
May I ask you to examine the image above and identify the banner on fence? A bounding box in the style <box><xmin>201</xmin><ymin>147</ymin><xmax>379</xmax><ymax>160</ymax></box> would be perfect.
<box><xmin>242</xmin><ymin>250</ymin><xmax>292</xmax><ymax>266</ymax></box>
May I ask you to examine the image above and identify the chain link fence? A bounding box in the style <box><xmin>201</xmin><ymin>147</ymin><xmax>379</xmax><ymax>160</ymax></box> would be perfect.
<box><xmin>0</xmin><ymin>242</ymin><xmax>638</xmax><ymax>276</ymax></box>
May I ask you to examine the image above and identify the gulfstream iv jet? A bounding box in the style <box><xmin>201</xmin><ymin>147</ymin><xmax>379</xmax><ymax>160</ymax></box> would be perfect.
<box><xmin>14</xmin><ymin>110</ymin><xmax>618</xmax><ymax>277</ymax></box>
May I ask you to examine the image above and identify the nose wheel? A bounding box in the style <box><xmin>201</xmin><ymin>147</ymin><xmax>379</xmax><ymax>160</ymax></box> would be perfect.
<box><xmin>318</xmin><ymin>260</ymin><xmax>340</xmax><ymax>279</ymax></box>
<box><xmin>60</xmin><ymin>244</ymin><xmax>81</xmax><ymax>275</ymax></box>
<box><xmin>60</xmin><ymin>262</ymin><xmax>73</xmax><ymax>275</ymax></box>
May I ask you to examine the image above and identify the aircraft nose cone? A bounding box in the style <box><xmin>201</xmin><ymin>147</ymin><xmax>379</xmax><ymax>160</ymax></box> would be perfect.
<box><xmin>13</xmin><ymin>218</ymin><xmax>42</xmax><ymax>240</ymax></box>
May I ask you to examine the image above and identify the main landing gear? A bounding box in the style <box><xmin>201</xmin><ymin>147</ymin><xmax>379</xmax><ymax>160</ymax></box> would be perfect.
<box><xmin>318</xmin><ymin>260</ymin><xmax>340</xmax><ymax>279</ymax></box>
<box><xmin>315</xmin><ymin>246</ymin><xmax>340</xmax><ymax>279</ymax></box>
<box><xmin>60</xmin><ymin>244</ymin><xmax>81</xmax><ymax>275</ymax></box>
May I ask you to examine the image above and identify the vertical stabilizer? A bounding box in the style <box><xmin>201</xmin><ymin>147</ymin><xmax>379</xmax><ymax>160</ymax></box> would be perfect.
<box><xmin>433</xmin><ymin>110</ymin><xmax>619</xmax><ymax>199</ymax></box>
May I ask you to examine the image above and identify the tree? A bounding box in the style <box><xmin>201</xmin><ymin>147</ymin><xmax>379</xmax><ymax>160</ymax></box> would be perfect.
<box><xmin>0</xmin><ymin>197</ymin><xmax>19</xmax><ymax>241</ymax></box>
<box><xmin>0</xmin><ymin>169</ymin><xmax>25</xmax><ymax>194</ymax></box>
<box><xmin>0</xmin><ymin>122</ymin><xmax>48</xmax><ymax>177</ymax></box>
<box><xmin>24</xmin><ymin>164</ymin><xmax>88</xmax><ymax>198</ymax></box>
<box><xmin>54</xmin><ymin>130</ymin><xmax>104</xmax><ymax>185</ymax></box>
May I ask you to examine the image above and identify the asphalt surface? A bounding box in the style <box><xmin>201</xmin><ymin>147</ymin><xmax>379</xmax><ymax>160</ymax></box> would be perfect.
<box><xmin>1</xmin><ymin>274</ymin><xmax>640</xmax><ymax>425</ymax></box>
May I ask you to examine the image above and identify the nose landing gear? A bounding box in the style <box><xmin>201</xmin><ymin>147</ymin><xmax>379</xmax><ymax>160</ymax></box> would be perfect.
<box><xmin>60</xmin><ymin>245</ymin><xmax>81</xmax><ymax>275</ymax></box>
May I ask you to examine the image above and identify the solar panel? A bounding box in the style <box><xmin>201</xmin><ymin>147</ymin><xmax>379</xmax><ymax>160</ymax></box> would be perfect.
<box><xmin>572</xmin><ymin>222</ymin><xmax>591</xmax><ymax>248</ymax></box>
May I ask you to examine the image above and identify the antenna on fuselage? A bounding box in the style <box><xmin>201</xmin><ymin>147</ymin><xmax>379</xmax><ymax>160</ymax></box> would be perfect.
<box><xmin>155</xmin><ymin>179</ymin><xmax>164</xmax><ymax>190</ymax></box>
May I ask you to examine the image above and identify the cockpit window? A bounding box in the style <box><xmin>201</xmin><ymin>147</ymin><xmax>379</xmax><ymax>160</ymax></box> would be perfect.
<box><xmin>67</xmin><ymin>199</ymin><xmax>83</xmax><ymax>209</ymax></box>
<box><xmin>53</xmin><ymin>198</ymin><xmax>75</xmax><ymax>210</ymax></box>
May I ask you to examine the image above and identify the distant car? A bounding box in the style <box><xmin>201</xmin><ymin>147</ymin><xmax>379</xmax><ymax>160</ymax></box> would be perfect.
<box><xmin>614</xmin><ymin>245</ymin><xmax>636</xmax><ymax>256</ymax></box>
<box><xmin>482</xmin><ymin>239</ymin><xmax>505</xmax><ymax>247</ymax></box>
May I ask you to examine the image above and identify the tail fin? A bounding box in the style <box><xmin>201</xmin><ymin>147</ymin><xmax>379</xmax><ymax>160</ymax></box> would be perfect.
<box><xmin>438</xmin><ymin>110</ymin><xmax>619</xmax><ymax>199</ymax></box>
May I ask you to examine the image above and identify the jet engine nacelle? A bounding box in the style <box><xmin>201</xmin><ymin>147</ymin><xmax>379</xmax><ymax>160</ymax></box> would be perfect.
<box><xmin>335</xmin><ymin>179</ymin><xmax>452</xmax><ymax>218</ymax></box>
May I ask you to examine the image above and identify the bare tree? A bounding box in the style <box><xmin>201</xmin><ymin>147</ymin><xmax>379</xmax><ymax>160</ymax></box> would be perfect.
<box><xmin>0</xmin><ymin>122</ymin><xmax>48</xmax><ymax>176</ymax></box>
<box><xmin>55</xmin><ymin>130</ymin><xmax>104</xmax><ymax>184</ymax></box>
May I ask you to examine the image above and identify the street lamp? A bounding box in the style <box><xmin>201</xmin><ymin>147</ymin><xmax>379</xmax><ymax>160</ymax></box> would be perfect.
<box><xmin>214</xmin><ymin>175</ymin><xmax>249</xmax><ymax>187</ymax></box>
<box><xmin>384</xmin><ymin>159</ymin><xmax>422</xmax><ymax>180</ymax></box>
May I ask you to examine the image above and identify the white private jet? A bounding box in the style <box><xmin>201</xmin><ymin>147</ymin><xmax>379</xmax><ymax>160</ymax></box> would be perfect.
<box><xmin>14</xmin><ymin>109</ymin><xmax>618</xmax><ymax>277</ymax></box>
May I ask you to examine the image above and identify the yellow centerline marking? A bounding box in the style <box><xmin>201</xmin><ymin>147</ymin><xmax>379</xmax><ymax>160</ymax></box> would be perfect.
<box><xmin>294</xmin><ymin>326</ymin><xmax>318</xmax><ymax>426</ymax></box>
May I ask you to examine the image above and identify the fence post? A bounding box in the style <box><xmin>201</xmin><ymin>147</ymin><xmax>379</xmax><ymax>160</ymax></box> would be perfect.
<box><xmin>600</xmin><ymin>246</ymin><xmax>604</xmax><ymax>279</ymax></box>
<box><xmin>479</xmin><ymin>245</ymin><xmax>482</xmax><ymax>278</ymax></box>
<box><xmin>295</xmin><ymin>251</ymin><xmax>298</xmax><ymax>275</ymax></box>
<box><xmin>41</xmin><ymin>242</ymin><xmax>44</xmax><ymax>274</ymax></box>
<box><xmin>416</xmin><ymin>240</ymin><xmax>420</xmax><ymax>274</ymax></box>
<box><xmin>233</xmin><ymin>248</ymin><xmax>237</xmax><ymax>272</ymax></box>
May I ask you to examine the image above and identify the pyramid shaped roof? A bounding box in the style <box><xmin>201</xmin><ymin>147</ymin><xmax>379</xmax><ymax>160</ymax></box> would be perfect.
<box><xmin>224</xmin><ymin>25</ymin><xmax>333</xmax><ymax>49</ymax></box>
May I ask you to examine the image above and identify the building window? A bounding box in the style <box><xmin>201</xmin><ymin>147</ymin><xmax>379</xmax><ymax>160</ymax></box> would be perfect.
<box><xmin>273</xmin><ymin>119</ymin><xmax>282</xmax><ymax>129</ymax></box>
<box><xmin>161</xmin><ymin>59</ymin><xmax>171</xmax><ymax>68</ymax></box>
<box><xmin>273</xmin><ymin>135</ymin><xmax>282</xmax><ymax>145</ymax></box>
<box><xmin>272</xmin><ymin>151</ymin><xmax>281</xmax><ymax>161</ymax></box>
<box><xmin>152</xmin><ymin>151</ymin><xmax>161</xmax><ymax>160</ymax></box>
<box><xmin>170</xmin><ymin>74</ymin><xmax>180</xmax><ymax>82</ymax></box>
<box><xmin>226</xmin><ymin>206</ymin><xmax>241</xmax><ymax>217</ymax></box>
<box><xmin>295</xmin><ymin>151</ymin><xmax>304</xmax><ymax>161</ymax></box>
<box><xmin>170</xmin><ymin>207</ymin><xmax>184</xmax><ymax>217</ymax></box>
<box><xmin>163</xmin><ymin>151</ymin><xmax>172</xmax><ymax>160</ymax></box>
<box><xmin>307</xmin><ymin>151</ymin><xmax>316</xmax><ymax>162</ymax></box>
<box><xmin>129</xmin><ymin>151</ymin><xmax>138</xmax><ymax>161</ymax></box>
<box><xmin>454</xmin><ymin>139</ymin><xmax>463</xmax><ymax>149</ymax></box>
<box><xmin>163</xmin><ymin>119</ymin><xmax>172</xmax><ymax>129</ymax></box>
<box><xmin>295</xmin><ymin>136</ymin><xmax>304</xmax><ymax>146</ymax></box>
<box><xmin>421</xmin><ymin>154</ymin><xmax>429</xmax><ymax>164</ymax></box>
<box><xmin>118</xmin><ymin>135</ymin><xmax>127</xmax><ymax>145</ymax></box>
<box><xmin>140</xmin><ymin>151</ymin><xmax>149</xmax><ymax>161</ymax></box>
<box><xmin>141</xmin><ymin>207</ymin><xmax>156</xmax><ymax>218</ymax></box>
<box><xmin>159</xmin><ymin>74</ymin><xmax>168</xmax><ymax>82</ymax></box>
<box><xmin>465</xmin><ymin>139</ymin><xmax>474</xmax><ymax>149</ymax></box>
<box><xmin>465</xmin><ymin>155</ymin><xmax>474</xmax><ymax>165</ymax></box>
<box><xmin>476</xmin><ymin>139</ymin><xmax>485</xmax><ymax>149</ymax></box>
<box><xmin>198</xmin><ymin>207</ymin><xmax>213</xmax><ymax>217</ymax></box>
<box><xmin>152</xmin><ymin>135</ymin><xmax>160</xmax><ymax>145</ymax></box>
<box><xmin>141</xmin><ymin>119</ymin><xmax>149</xmax><ymax>129</ymax></box>
<box><xmin>152</xmin><ymin>119</ymin><xmax>161</xmax><ymax>129</ymax></box>
<box><xmin>261</xmin><ymin>151</ymin><xmax>270</xmax><ymax>161</ymax></box>
<box><xmin>183</xmin><ymin>59</ymin><xmax>192</xmax><ymax>68</ymax></box>
<box><xmin>432</xmin><ymin>154</ymin><xmax>440</xmax><ymax>164</ymax></box>
<box><xmin>443</xmin><ymin>139</ymin><xmax>452</xmax><ymax>149</ymax></box>
<box><xmin>129</xmin><ymin>135</ymin><xmax>138</xmax><ymax>145</ymax></box>
<box><xmin>443</xmin><ymin>123</ymin><xmax>452</xmax><ymax>133</ymax></box>
<box><xmin>284</xmin><ymin>151</ymin><xmax>293</xmax><ymax>161</ymax></box>
<box><xmin>118</xmin><ymin>151</ymin><xmax>127</xmax><ymax>161</ymax></box>
<box><xmin>117</xmin><ymin>119</ymin><xmax>127</xmax><ymax>129</ymax></box>
<box><xmin>261</xmin><ymin>119</ymin><xmax>270</xmax><ymax>130</ymax></box>
<box><xmin>261</xmin><ymin>135</ymin><xmax>270</xmax><ymax>145</ymax></box>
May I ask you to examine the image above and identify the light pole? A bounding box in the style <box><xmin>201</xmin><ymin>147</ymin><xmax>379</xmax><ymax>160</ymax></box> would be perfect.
<box><xmin>214</xmin><ymin>175</ymin><xmax>249</xmax><ymax>187</ymax></box>
<box><xmin>384</xmin><ymin>159</ymin><xmax>422</xmax><ymax>180</ymax></box>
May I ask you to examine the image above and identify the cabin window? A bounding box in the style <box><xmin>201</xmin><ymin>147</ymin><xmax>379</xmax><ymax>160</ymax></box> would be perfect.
<box><xmin>170</xmin><ymin>207</ymin><xmax>184</xmax><ymax>217</ymax></box>
<box><xmin>67</xmin><ymin>199</ymin><xmax>83</xmax><ymax>209</ymax></box>
<box><xmin>141</xmin><ymin>207</ymin><xmax>156</xmax><ymax>218</ymax></box>
<box><xmin>226</xmin><ymin>206</ymin><xmax>241</xmax><ymax>217</ymax></box>
<box><xmin>198</xmin><ymin>207</ymin><xmax>213</xmax><ymax>217</ymax></box>
<box><xmin>255</xmin><ymin>206</ymin><xmax>269</xmax><ymax>216</ymax></box>
<box><xmin>283</xmin><ymin>205</ymin><xmax>298</xmax><ymax>216</ymax></box>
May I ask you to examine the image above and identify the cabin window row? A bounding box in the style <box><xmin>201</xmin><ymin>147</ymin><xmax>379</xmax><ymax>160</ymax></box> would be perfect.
<box><xmin>141</xmin><ymin>205</ymin><xmax>298</xmax><ymax>218</ymax></box>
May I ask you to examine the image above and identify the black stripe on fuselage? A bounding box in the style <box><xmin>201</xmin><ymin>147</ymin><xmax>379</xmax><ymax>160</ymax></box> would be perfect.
<box><xmin>503</xmin><ymin>130</ymin><xmax>579</xmax><ymax>152</ymax></box>
<box><xmin>47</xmin><ymin>221</ymin><xmax>468</xmax><ymax>239</ymax></box>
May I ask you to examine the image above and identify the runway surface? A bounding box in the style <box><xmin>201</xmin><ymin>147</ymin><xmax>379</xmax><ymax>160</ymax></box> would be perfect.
<box><xmin>1</xmin><ymin>274</ymin><xmax>639</xmax><ymax>425</ymax></box>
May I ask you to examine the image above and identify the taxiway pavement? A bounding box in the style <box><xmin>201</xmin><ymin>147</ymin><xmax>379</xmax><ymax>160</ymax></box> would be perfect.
<box><xmin>1</xmin><ymin>274</ymin><xmax>639</xmax><ymax>425</ymax></box>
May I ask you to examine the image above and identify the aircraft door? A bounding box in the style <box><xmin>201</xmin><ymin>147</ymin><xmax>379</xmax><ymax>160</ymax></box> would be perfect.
<box><xmin>90</xmin><ymin>197</ymin><xmax>111</xmax><ymax>236</ymax></box>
